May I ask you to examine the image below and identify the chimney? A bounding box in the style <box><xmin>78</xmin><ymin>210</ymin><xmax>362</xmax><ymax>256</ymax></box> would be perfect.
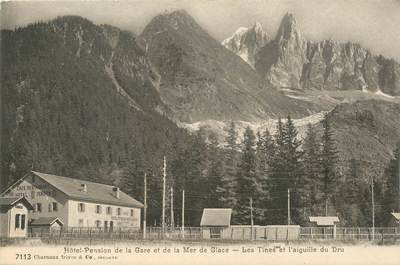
<box><xmin>113</xmin><ymin>187</ymin><xmax>120</xmax><ymax>199</ymax></box>
<box><xmin>81</xmin><ymin>183</ymin><xmax>87</xmax><ymax>193</ymax></box>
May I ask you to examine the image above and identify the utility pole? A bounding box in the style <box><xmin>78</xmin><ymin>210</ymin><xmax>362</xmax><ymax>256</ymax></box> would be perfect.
<box><xmin>325</xmin><ymin>199</ymin><xmax>328</xmax><ymax>216</ymax></box>
<box><xmin>287</xmin><ymin>189</ymin><xmax>291</xmax><ymax>225</ymax></box>
<box><xmin>398</xmin><ymin>156</ymin><xmax>400</xmax><ymax>210</ymax></box>
<box><xmin>250</xmin><ymin>197</ymin><xmax>254</xmax><ymax>240</ymax></box>
<box><xmin>162</xmin><ymin>156</ymin><xmax>166</xmax><ymax>238</ymax></box>
<box><xmin>170</xmin><ymin>187</ymin><xmax>174</xmax><ymax>231</ymax></box>
<box><xmin>371</xmin><ymin>176</ymin><xmax>375</xmax><ymax>241</ymax></box>
<box><xmin>181</xmin><ymin>190</ymin><xmax>185</xmax><ymax>239</ymax></box>
<box><xmin>143</xmin><ymin>173</ymin><xmax>147</xmax><ymax>239</ymax></box>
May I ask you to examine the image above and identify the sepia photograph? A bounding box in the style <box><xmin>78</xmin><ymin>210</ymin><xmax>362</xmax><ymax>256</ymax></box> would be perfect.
<box><xmin>0</xmin><ymin>0</ymin><xmax>399</xmax><ymax>264</ymax></box>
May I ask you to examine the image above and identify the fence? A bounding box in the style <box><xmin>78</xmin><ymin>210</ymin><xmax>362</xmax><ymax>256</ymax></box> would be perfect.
<box><xmin>17</xmin><ymin>226</ymin><xmax>400</xmax><ymax>244</ymax></box>
<box><xmin>299</xmin><ymin>227</ymin><xmax>400</xmax><ymax>242</ymax></box>
<box><xmin>27</xmin><ymin>227</ymin><xmax>202</xmax><ymax>241</ymax></box>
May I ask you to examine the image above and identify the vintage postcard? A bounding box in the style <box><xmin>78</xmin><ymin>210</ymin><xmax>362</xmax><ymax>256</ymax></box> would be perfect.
<box><xmin>0</xmin><ymin>0</ymin><xmax>399</xmax><ymax>264</ymax></box>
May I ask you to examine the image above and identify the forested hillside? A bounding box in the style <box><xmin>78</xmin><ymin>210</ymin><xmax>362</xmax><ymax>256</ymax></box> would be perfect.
<box><xmin>0</xmin><ymin>16</ymin><xmax>191</xmax><ymax>190</ymax></box>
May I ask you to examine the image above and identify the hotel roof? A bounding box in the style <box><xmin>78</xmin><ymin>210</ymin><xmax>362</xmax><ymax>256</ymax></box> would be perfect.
<box><xmin>3</xmin><ymin>171</ymin><xmax>143</xmax><ymax>208</ymax></box>
<box><xmin>31</xmin><ymin>171</ymin><xmax>144</xmax><ymax>208</ymax></box>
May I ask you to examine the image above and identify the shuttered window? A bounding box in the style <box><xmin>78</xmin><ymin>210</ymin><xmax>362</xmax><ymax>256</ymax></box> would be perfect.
<box><xmin>21</xmin><ymin>215</ymin><xmax>26</xmax><ymax>230</ymax></box>
<box><xmin>15</xmin><ymin>214</ymin><xmax>20</xmax><ymax>229</ymax></box>
<box><xmin>36</xmin><ymin>203</ymin><xmax>42</xmax><ymax>213</ymax></box>
<box><xmin>78</xmin><ymin>203</ymin><xmax>85</xmax><ymax>212</ymax></box>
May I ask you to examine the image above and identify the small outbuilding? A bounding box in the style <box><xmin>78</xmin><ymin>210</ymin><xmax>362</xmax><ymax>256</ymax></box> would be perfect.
<box><xmin>0</xmin><ymin>197</ymin><xmax>34</xmax><ymax>238</ymax></box>
<box><xmin>389</xmin><ymin>212</ymin><xmax>400</xmax><ymax>227</ymax></box>
<box><xmin>309</xmin><ymin>216</ymin><xmax>340</xmax><ymax>239</ymax></box>
<box><xmin>30</xmin><ymin>217</ymin><xmax>64</xmax><ymax>235</ymax></box>
<box><xmin>200</xmin><ymin>208</ymin><xmax>232</xmax><ymax>239</ymax></box>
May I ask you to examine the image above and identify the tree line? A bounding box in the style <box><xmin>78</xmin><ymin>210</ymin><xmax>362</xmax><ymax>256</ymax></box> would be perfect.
<box><xmin>121</xmin><ymin>115</ymin><xmax>400</xmax><ymax>227</ymax></box>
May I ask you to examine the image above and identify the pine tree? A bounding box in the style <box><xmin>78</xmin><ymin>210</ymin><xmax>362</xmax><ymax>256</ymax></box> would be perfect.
<box><xmin>320</xmin><ymin>114</ymin><xmax>339</xmax><ymax>214</ymax></box>
<box><xmin>282</xmin><ymin>115</ymin><xmax>304</xmax><ymax>224</ymax></box>
<box><xmin>267</xmin><ymin>118</ymin><xmax>288</xmax><ymax>224</ymax></box>
<box><xmin>185</xmin><ymin>127</ymin><xmax>209</xmax><ymax>225</ymax></box>
<box><xmin>255</xmin><ymin>128</ymin><xmax>275</xmax><ymax>223</ymax></box>
<box><xmin>222</xmin><ymin>122</ymin><xmax>239</xmax><ymax>209</ymax></box>
<box><xmin>340</xmin><ymin>158</ymin><xmax>365</xmax><ymax>226</ymax></box>
<box><xmin>206</xmin><ymin>132</ymin><xmax>225</xmax><ymax>208</ymax></box>
<box><xmin>383</xmin><ymin>142</ymin><xmax>400</xmax><ymax>225</ymax></box>
<box><xmin>234</xmin><ymin>126</ymin><xmax>257</xmax><ymax>224</ymax></box>
<box><xmin>302</xmin><ymin>123</ymin><xmax>322</xmax><ymax>216</ymax></box>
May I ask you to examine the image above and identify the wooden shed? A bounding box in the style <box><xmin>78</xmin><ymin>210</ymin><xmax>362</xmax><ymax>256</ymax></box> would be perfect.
<box><xmin>309</xmin><ymin>216</ymin><xmax>340</xmax><ymax>239</ymax></box>
<box><xmin>389</xmin><ymin>212</ymin><xmax>400</xmax><ymax>227</ymax></box>
<box><xmin>29</xmin><ymin>217</ymin><xmax>64</xmax><ymax>235</ymax></box>
<box><xmin>200</xmin><ymin>208</ymin><xmax>232</xmax><ymax>239</ymax></box>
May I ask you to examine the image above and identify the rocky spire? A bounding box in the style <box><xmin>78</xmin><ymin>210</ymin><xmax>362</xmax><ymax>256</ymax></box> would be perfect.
<box><xmin>222</xmin><ymin>21</ymin><xmax>269</xmax><ymax>68</ymax></box>
<box><xmin>255</xmin><ymin>12</ymin><xmax>307</xmax><ymax>89</ymax></box>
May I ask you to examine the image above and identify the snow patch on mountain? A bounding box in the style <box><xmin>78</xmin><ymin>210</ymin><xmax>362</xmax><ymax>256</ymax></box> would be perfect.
<box><xmin>374</xmin><ymin>89</ymin><xmax>395</xmax><ymax>99</ymax></box>
<box><xmin>179</xmin><ymin>111</ymin><xmax>327</xmax><ymax>145</ymax></box>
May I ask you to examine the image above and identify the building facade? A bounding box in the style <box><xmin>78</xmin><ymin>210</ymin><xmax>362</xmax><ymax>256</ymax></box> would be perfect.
<box><xmin>0</xmin><ymin>197</ymin><xmax>33</xmax><ymax>238</ymax></box>
<box><xmin>2</xmin><ymin>171</ymin><xmax>143</xmax><ymax>230</ymax></box>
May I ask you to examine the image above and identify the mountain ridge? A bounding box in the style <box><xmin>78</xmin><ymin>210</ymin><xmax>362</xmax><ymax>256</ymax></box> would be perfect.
<box><xmin>223</xmin><ymin>13</ymin><xmax>400</xmax><ymax>96</ymax></box>
<box><xmin>139</xmin><ymin>10</ymin><xmax>323</xmax><ymax>122</ymax></box>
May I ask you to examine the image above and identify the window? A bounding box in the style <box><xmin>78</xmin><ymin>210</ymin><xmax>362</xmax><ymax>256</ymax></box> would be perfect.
<box><xmin>95</xmin><ymin>220</ymin><xmax>101</xmax><ymax>228</ymax></box>
<box><xmin>15</xmin><ymin>214</ymin><xmax>20</xmax><ymax>229</ymax></box>
<box><xmin>36</xmin><ymin>203</ymin><xmax>42</xmax><ymax>213</ymax></box>
<box><xmin>78</xmin><ymin>219</ymin><xmax>84</xmax><ymax>227</ymax></box>
<box><xmin>21</xmin><ymin>215</ymin><xmax>26</xmax><ymax>230</ymax></box>
<box><xmin>130</xmin><ymin>209</ymin><xmax>134</xmax><ymax>217</ymax></box>
<box><xmin>48</xmin><ymin>203</ymin><xmax>52</xmax><ymax>212</ymax></box>
<box><xmin>52</xmin><ymin>202</ymin><xmax>58</xmax><ymax>212</ymax></box>
<box><xmin>104</xmin><ymin>221</ymin><xmax>108</xmax><ymax>229</ymax></box>
<box><xmin>106</xmin><ymin>207</ymin><xmax>112</xmax><ymax>215</ymax></box>
<box><xmin>117</xmin><ymin>208</ymin><xmax>121</xmax><ymax>216</ymax></box>
<box><xmin>110</xmin><ymin>221</ymin><xmax>114</xmax><ymax>232</ymax></box>
<box><xmin>96</xmin><ymin>205</ymin><xmax>102</xmax><ymax>214</ymax></box>
<box><xmin>78</xmin><ymin>203</ymin><xmax>85</xmax><ymax>212</ymax></box>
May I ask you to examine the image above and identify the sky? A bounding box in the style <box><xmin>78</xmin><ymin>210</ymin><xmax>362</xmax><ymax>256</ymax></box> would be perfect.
<box><xmin>1</xmin><ymin>0</ymin><xmax>400</xmax><ymax>61</ymax></box>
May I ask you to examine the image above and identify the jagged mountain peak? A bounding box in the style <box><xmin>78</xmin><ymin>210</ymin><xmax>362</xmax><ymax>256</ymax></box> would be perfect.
<box><xmin>276</xmin><ymin>12</ymin><xmax>301</xmax><ymax>41</ymax></box>
<box><xmin>253</xmin><ymin>21</ymin><xmax>263</xmax><ymax>31</ymax></box>
<box><xmin>222</xmin><ymin>21</ymin><xmax>269</xmax><ymax>68</ymax></box>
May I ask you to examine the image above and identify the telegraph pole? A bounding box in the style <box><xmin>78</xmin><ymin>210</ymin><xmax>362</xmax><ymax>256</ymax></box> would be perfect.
<box><xmin>371</xmin><ymin>176</ymin><xmax>375</xmax><ymax>241</ymax></box>
<box><xmin>287</xmin><ymin>189</ymin><xmax>291</xmax><ymax>225</ymax></box>
<box><xmin>181</xmin><ymin>190</ymin><xmax>185</xmax><ymax>239</ymax></box>
<box><xmin>143</xmin><ymin>173</ymin><xmax>147</xmax><ymax>239</ymax></box>
<box><xmin>170</xmin><ymin>187</ymin><xmax>174</xmax><ymax>231</ymax></box>
<box><xmin>398</xmin><ymin>156</ymin><xmax>400</xmax><ymax>210</ymax></box>
<box><xmin>250</xmin><ymin>197</ymin><xmax>254</xmax><ymax>240</ymax></box>
<box><xmin>162</xmin><ymin>156</ymin><xmax>166</xmax><ymax>237</ymax></box>
<box><xmin>325</xmin><ymin>199</ymin><xmax>328</xmax><ymax>216</ymax></box>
